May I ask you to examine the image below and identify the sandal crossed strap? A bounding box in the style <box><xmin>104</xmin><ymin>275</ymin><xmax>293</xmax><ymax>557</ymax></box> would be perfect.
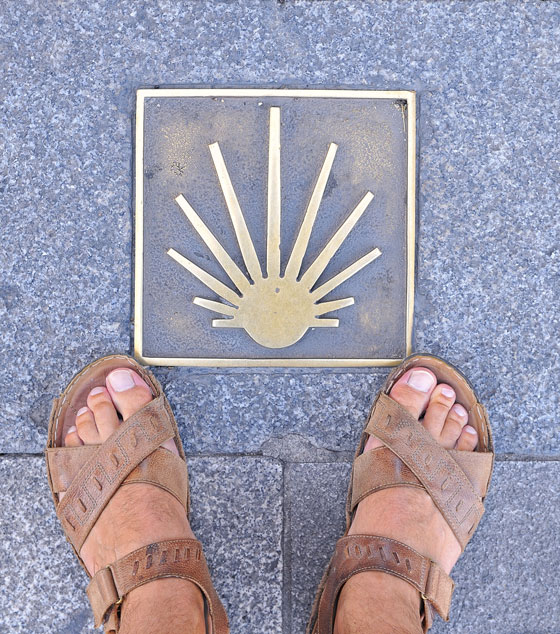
<box><xmin>45</xmin><ymin>355</ymin><xmax>229</xmax><ymax>634</ymax></box>
<box><xmin>307</xmin><ymin>354</ymin><xmax>494</xmax><ymax>634</ymax></box>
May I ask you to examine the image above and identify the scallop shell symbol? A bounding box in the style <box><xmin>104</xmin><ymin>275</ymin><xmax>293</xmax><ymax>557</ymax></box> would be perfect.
<box><xmin>168</xmin><ymin>107</ymin><xmax>382</xmax><ymax>349</ymax></box>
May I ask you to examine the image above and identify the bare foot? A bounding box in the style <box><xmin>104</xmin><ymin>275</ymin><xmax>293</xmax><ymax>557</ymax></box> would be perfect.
<box><xmin>64</xmin><ymin>368</ymin><xmax>205</xmax><ymax>634</ymax></box>
<box><xmin>334</xmin><ymin>368</ymin><xmax>479</xmax><ymax>634</ymax></box>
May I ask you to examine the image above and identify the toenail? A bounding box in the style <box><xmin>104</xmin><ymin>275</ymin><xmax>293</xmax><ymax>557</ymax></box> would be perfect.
<box><xmin>464</xmin><ymin>425</ymin><xmax>477</xmax><ymax>435</ymax></box>
<box><xmin>407</xmin><ymin>370</ymin><xmax>435</xmax><ymax>392</ymax></box>
<box><xmin>67</xmin><ymin>426</ymin><xmax>77</xmax><ymax>434</ymax></box>
<box><xmin>452</xmin><ymin>403</ymin><xmax>468</xmax><ymax>419</ymax></box>
<box><xmin>77</xmin><ymin>407</ymin><xmax>89</xmax><ymax>417</ymax></box>
<box><xmin>441</xmin><ymin>386</ymin><xmax>455</xmax><ymax>398</ymax></box>
<box><xmin>90</xmin><ymin>387</ymin><xmax>105</xmax><ymax>396</ymax></box>
<box><xmin>108</xmin><ymin>370</ymin><xmax>135</xmax><ymax>392</ymax></box>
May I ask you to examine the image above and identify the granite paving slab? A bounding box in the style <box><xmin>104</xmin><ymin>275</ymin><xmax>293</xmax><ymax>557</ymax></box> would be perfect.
<box><xmin>1</xmin><ymin>1</ymin><xmax>559</xmax><ymax>456</ymax></box>
<box><xmin>0</xmin><ymin>455</ymin><xmax>283</xmax><ymax>634</ymax></box>
<box><xmin>285</xmin><ymin>462</ymin><xmax>351</xmax><ymax>634</ymax></box>
<box><xmin>5</xmin><ymin>366</ymin><xmax>384</xmax><ymax>455</ymax></box>
<box><xmin>414</xmin><ymin>87</ymin><xmax>560</xmax><ymax>456</ymax></box>
<box><xmin>162</xmin><ymin>370</ymin><xmax>383</xmax><ymax>456</ymax></box>
<box><xmin>188</xmin><ymin>456</ymin><xmax>283</xmax><ymax>633</ymax></box>
<box><xmin>287</xmin><ymin>461</ymin><xmax>560</xmax><ymax>634</ymax></box>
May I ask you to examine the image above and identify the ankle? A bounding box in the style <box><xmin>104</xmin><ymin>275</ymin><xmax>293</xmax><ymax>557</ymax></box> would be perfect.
<box><xmin>120</xmin><ymin>578</ymin><xmax>206</xmax><ymax>634</ymax></box>
<box><xmin>334</xmin><ymin>572</ymin><xmax>422</xmax><ymax>634</ymax></box>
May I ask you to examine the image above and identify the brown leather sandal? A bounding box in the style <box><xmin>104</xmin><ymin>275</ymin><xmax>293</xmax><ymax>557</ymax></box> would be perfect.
<box><xmin>306</xmin><ymin>353</ymin><xmax>494</xmax><ymax>634</ymax></box>
<box><xmin>45</xmin><ymin>354</ymin><xmax>229</xmax><ymax>634</ymax></box>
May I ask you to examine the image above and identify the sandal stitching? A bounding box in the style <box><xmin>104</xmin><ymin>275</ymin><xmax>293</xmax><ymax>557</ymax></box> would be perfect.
<box><xmin>368</xmin><ymin>395</ymin><xmax>484</xmax><ymax>545</ymax></box>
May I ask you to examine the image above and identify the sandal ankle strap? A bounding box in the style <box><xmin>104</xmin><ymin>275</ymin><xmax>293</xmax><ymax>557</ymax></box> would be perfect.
<box><xmin>312</xmin><ymin>535</ymin><xmax>454</xmax><ymax>634</ymax></box>
<box><xmin>87</xmin><ymin>538</ymin><xmax>229</xmax><ymax>633</ymax></box>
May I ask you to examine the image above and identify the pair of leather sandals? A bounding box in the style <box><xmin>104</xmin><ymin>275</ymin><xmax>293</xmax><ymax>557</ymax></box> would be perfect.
<box><xmin>46</xmin><ymin>353</ymin><xmax>493</xmax><ymax>633</ymax></box>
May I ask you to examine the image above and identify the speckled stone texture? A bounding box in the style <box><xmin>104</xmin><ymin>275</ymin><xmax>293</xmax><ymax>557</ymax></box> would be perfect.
<box><xmin>0</xmin><ymin>456</ymin><xmax>282</xmax><ymax>634</ymax></box>
<box><xmin>1</xmin><ymin>1</ymin><xmax>559</xmax><ymax>633</ymax></box>
<box><xmin>188</xmin><ymin>457</ymin><xmax>283</xmax><ymax>632</ymax></box>
<box><xmin>288</xmin><ymin>461</ymin><xmax>560</xmax><ymax>634</ymax></box>
<box><xmin>285</xmin><ymin>462</ymin><xmax>351</xmax><ymax>634</ymax></box>
<box><xmin>163</xmin><ymin>369</ymin><xmax>383</xmax><ymax>454</ymax></box>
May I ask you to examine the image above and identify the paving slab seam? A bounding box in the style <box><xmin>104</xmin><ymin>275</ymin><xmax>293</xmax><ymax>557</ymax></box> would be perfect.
<box><xmin>0</xmin><ymin>451</ymin><xmax>274</xmax><ymax>459</ymax></box>
<box><xmin>4</xmin><ymin>452</ymin><xmax>560</xmax><ymax>462</ymax></box>
<box><xmin>494</xmin><ymin>454</ymin><xmax>560</xmax><ymax>462</ymax></box>
<box><xmin>281</xmin><ymin>462</ymin><xmax>293</xmax><ymax>634</ymax></box>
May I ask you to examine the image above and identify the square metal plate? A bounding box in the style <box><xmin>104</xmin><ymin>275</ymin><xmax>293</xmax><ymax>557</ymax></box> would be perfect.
<box><xmin>134</xmin><ymin>88</ymin><xmax>415</xmax><ymax>367</ymax></box>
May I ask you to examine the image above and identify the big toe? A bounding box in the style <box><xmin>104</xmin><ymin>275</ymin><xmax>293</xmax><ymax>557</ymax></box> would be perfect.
<box><xmin>389</xmin><ymin>367</ymin><xmax>437</xmax><ymax>419</ymax></box>
<box><xmin>105</xmin><ymin>368</ymin><xmax>153</xmax><ymax>420</ymax></box>
<box><xmin>364</xmin><ymin>367</ymin><xmax>437</xmax><ymax>452</ymax></box>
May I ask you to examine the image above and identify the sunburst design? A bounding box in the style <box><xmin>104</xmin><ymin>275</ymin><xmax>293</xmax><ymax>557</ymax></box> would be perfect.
<box><xmin>167</xmin><ymin>107</ymin><xmax>382</xmax><ymax>349</ymax></box>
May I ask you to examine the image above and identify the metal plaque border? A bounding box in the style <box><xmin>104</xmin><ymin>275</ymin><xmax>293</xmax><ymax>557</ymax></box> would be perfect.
<box><xmin>134</xmin><ymin>88</ymin><xmax>416</xmax><ymax>367</ymax></box>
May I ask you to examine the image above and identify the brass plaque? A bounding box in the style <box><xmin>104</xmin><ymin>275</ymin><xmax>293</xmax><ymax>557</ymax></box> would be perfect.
<box><xmin>134</xmin><ymin>89</ymin><xmax>415</xmax><ymax>367</ymax></box>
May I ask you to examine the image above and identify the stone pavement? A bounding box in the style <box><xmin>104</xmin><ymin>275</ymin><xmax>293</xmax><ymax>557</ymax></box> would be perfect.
<box><xmin>1</xmin><ymin>2</ymin><xmax>559</xmax><ymax>633</ymax></box>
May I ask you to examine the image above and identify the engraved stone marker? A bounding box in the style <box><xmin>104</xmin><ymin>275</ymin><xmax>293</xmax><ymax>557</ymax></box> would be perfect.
<box><xmin>134</xmin><ymin>89</ymin><xmax>415</xmax><ymax>366</ymax></box>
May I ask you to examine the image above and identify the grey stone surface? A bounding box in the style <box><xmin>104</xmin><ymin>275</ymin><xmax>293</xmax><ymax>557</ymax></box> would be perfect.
<box><xmin>285</xmin><ymin>462</ymin><xmax>351</xmax><ymax>634</ymax></box>
<box><xmin>0</xmin><ymin>457</ymin><xmax>93</xmax><ymax>634</ymax></box>
<box><xmin>0</xmin><ymin>455</ymin><xmax>283</xmax><ymax>633</ymax></box>
<box><xmin>1</xmin><ymin>3</ymin><xmax>560</xmax><ymax>632</ymax></box>
<box><xmin>414</xmin><ymin>85</ymin><xmax>560</xmax><ymax>456</ymax></box>
<box><xmin>429</xmin><ymin>461</ymin><xmax>560</xmax><ymax>633</ymax></box>
<box><xmin>163</xmin><ymin>369</ymin><xmax>382</xmax><ymax>455</ymax></box>
<box><xmin>188</xmin><ymin>456</ymin><xmax>283</xmax><ymax>633</ymax></box>
<box><xmin>1</xmin><ymin>0</ymin><xmax>559</xmax><ymax>455</ymax></box>
<box><xmin>288</xmin><ymin>461</ymin><xmax>560</xmax><ymax>634</ymax></box>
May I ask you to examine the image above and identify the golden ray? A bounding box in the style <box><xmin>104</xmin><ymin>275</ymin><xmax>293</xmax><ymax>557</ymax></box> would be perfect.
<box><xmin>213</xmin><ymin>319</ymin><xmax>243</xmax><ymax>328</ymax></box>
<box><xmin>193</xmin><ymin>297</ymin><xmax>238</xmax><ymax>316</ymax></box>
<box><xmin>312</xmin><ymin>247</ymin><xmax>382</xmax><ymax>301</ymax></box>
<box><xmin>167</xmin><ymin>248</ymin><xmax>240</xmax><ymax>306</ymax></box>
<box><xmin>301</xmin><ymin>191</ymin><xmax>374</xmax><ymax>290</ymax></box>
<box><xmin>312</xmin><ymin>318</ymin><xmax>339</xmax><ymax>327</ymax></box>
<box><xmin>314</xmin><ymin>297</ymin><xmax>354</xmax><ymax>316</ymax></box>
<box><xmin>209</xmin><ymin>142</ymin><xmax>262</xmax><ymax>282</ymax></box>
<box><xmin>267</xmin><ymin>107</ymin><xmax>281</xmax><ymax>278</ymax></box>
<box><xmin>175</xmin><ymin>194</ymin><xmax>251</xmax><ymax>294</ymax></box>
<box><xmin>285</xmin><ymin>143</ymin><xmax>338</xmax><ymax>280</ymax></box>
